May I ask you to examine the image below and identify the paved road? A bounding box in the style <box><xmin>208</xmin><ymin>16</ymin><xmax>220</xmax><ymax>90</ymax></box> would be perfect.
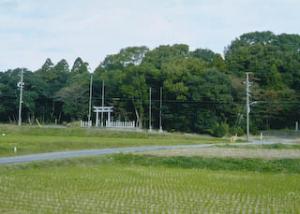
<box><xmin>0</xmin><ymin>140</ymin><xmax>294</xmax><ymax>165</ymax></box>
<box><xmin>0</xmin><ymin>144</ymin><xmax>216</xmax><ymax>165</ymax></box>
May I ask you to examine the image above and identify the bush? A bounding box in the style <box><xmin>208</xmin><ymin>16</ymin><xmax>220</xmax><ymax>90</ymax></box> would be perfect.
<box><xmin>229</xmin><ymin>127</ymin><xmax>245</xmax><ymax>136</ymax></box>
<box><xmin>212</xmin><ymin>123</ymin><xmax>229</xmax><ymax>137</ymax></box>
<box><xmin>250</xmin><ymin>125</ymin><xmax>259</xmax><ymax>135</ymax></box>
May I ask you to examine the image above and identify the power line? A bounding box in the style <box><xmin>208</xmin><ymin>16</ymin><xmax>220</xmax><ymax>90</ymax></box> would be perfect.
<box><xmin>1</xmin><ymin>93</ymin><xmax>299</xmax><ymax>105</ymax></box>
<box><xmin>91</xmin><ymin>97</ymin><xmax>300</xmax><ymax>104</ymax></box>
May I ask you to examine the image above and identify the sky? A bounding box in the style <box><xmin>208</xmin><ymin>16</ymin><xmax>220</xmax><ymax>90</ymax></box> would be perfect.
<box><xmin>0</xmin><ymin>0</ymin><xmax>299</xmax><ymax>71</ymax></box>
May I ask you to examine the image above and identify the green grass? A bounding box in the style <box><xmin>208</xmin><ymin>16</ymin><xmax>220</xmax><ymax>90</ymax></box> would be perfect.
<box><xmin>0</xmin><ymin>125</ymin><xmax>224</xmax><ymax>157</ymax></box>
<box><xmin>112</xmin><ymin>154</ymin><xmax>300</xmax><ymax>173</ymax></box>
<box><xmin>0</xmin><ymin>155</ymin><xmax>299</xmax><ymax>213</ymax></box>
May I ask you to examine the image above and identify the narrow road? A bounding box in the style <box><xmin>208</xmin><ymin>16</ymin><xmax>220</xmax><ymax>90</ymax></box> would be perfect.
<box><xmin>0</xmin><ymin>144</ymin><xmax>215</xmax><ymax>165</ymax></box>
<box><xmin>0</xmin><ymin>140</ymin><xmax>292</xmax><ymax>165</ymax></box>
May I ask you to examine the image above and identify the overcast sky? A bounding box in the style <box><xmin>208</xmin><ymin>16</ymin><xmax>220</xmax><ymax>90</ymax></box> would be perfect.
<box><xmin>0</xmin><ymin>0</ymin><xmax>299</xmax><ymax>71</ymax></box>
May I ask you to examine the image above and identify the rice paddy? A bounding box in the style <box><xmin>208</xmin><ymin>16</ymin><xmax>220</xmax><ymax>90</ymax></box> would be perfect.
<box><xmin>0</xmin><ymin>155</ymin><xmax>299</xmax><ymax>213</ymax></box>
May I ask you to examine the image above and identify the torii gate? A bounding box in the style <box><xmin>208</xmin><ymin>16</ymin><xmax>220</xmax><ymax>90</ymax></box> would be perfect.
<box><xmin>93</xmin><ymin>106</ymin><xmax>113</xmax><ymax>127</ymax></box>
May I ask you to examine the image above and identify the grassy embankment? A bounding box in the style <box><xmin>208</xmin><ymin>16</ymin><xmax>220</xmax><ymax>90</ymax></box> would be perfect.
<box><xmin>0</xmin><ymin>125</ymin><xmax>225</xmax><ymax>157</ymax></box>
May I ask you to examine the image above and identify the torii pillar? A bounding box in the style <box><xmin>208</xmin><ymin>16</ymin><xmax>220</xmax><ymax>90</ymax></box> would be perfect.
<box><xmin>93</xmin><ymin>106</ymin><xmax>113</xmax><ymax>128</ymax></box>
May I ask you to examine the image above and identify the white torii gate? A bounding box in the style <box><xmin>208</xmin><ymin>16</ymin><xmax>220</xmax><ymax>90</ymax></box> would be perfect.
<box><xmin>93</xmin><ymin>106</ymin><xmax>113</xmax><ymax>127</ymax></box>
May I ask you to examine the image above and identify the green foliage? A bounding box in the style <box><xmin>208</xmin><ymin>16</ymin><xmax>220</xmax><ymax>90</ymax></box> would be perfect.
<box><xmin>143</xmin><ymin>44</ymin><xmax>189</xmax><ymax>69</ymax></box>
<box><xmin>191</xmin><ymin>48</ymin><xmax>226</xmax><ymax>72</ymax></box>
<box><xmin>71</xmin><ymin>57</ymin><xmax>89</xmax><ymax>73</ymax></box>
<box><xmin>41</xmin><ymin>58</ymin><xmax>54</xmax><ymax>72</ymax></box>
<box><xmin>0</xmin><ymin>32</ymin><xmax>300</xmax><ymax>133</ymax></box>
<box><xmin>225</xmin><ymin>31</ymin><xmax>300</xmax><ymax>130</ymax></box>
<box><xmin>56</xmin><ymin>81</ymin><xmax>89</xmax><ymax>120</ymax></box>
<box><xmin>99</xmin><ymin>46</ymin><xmax>149</xmax><ymax>70</ymax></box>
<box><xmin>212</xmin><ymin>123</ymin><xmax>229</xmax><ymax>137</ymax></box>
<box><xmin>229</xmin><ymin>126</ymin><xmax>245</xmax><ymax>136</ymax></box>
<box><xmin>112</xmin><ymin>154</ymin><xmax>300</xmax><ymax>173</ymax></box>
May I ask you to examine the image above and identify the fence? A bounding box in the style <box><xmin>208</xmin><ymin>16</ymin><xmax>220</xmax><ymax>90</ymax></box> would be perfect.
<box><xmin>262</xmin><ymin>130</ymin><xmax>300</xmax><ymax>139</ymax></box>
<box><xmin>106</xmin><ymin>121</ymin><xmax>136</xmax><ymax>129</ymax></box>
<box><xmin>80</xmin><ymin>121</ymin><xmax>92</xmax><ymax>128</ymax></box>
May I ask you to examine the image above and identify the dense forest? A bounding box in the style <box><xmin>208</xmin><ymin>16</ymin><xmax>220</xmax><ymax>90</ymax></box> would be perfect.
<box><xmin>0</xmin><ymin>31</ymin><xmax>300</xmax><ymax>136</ymax></box>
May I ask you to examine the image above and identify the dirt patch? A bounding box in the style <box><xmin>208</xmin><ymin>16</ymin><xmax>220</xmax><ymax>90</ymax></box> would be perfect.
<box><xmin>143</xmin><ymin>147</ymin><xmax>300</xmax><ymax>159</ymax></box>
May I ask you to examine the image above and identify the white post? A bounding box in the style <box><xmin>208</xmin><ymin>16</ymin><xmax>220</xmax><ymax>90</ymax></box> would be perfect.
<box><xmin>246</xmin><ymin>73</ymin><xmax>251</xmax><ymax>142</ymax></box>
<box><xmin>149</xmin><ymin>87</ymin><xmax>152</xmax><ymax>132</ymax></box>
<box><xmin>159</xmin><ymin>87</ymin><xmax>163</xmax><ymax>133</ymax></box>
<box><xmin>88</xmin><ymin>74</ymin><xmax>93</xmax><ymax>126</ymax></box>
<box><xmin>108</xmin><ymin>112</ymin><xmax>111</xmax><ymax>127</ymax></box>
<box><xmin>260</xmin><ymin>132</ymin><xmax>263</xmax><ymax>142</ymax></box>
<box><xmin>18</xmin><ymin>69</ymin><xmax>24</xmax><ymax>126</ymax></box>
<box><xmin>296</xmin><ymin>121</ymin><xmax>299</xmax><ymax>131</ymax></box>
<box><xmin>96</xmin><ymin>112</ymin><xmax>99</xmax><ymax>127</ymax></box>
<box><xmin>101</xmin><ymin>80</ymin><xmax>105</xmax><ymax>127</ymax></box>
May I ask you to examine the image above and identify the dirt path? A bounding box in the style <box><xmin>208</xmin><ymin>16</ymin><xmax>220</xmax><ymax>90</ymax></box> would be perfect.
<box><xmin>143</xmin><ymin>147</ymin><xmax>300</xmax><ymax>159</ymax></box>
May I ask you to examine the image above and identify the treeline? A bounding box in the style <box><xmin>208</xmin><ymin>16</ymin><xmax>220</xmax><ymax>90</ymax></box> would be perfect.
<box><xmin>0</xmin><ymin>31</ymin><xmax>300</xmax><ymax>136</ymax></box>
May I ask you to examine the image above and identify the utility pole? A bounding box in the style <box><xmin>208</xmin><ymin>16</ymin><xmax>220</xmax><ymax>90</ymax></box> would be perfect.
<box><xmin>88</xmin><ymin>74</ymin><xmax>93</xmax><ymax>127</ymax></box>
<box><xmin>246</xmin><ymin>72</ymin><xmax>252</xmax><ymax>142</ymax></box>
<box><xmin>101</xmin><ymin>80</ymin><xmax>105</xmax><ymax>127</ymax></box>
<box><xmin>149</xmin><ymin>87</ymin><xmax>152</xmax><ymax>132</ymax></box>
<box><xmin>159</xmin><ymin>87</ymin><xmax>163</xmax><ymax>133</ymax></box>
<box><xmin>18</xmin><ymin>69</ymin><xmax>24</xmax><ymax>126</ymax></box>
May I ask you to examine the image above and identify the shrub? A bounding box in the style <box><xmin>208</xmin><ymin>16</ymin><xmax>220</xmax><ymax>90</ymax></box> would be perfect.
<box><xmin>212</xmin><ymin>123</ymin><xmax>229</xmax><ymax>137</ymax></box>
<box><xmin>229</xmin><ymin>127</ymin><xmax>245</xmax><ymax>136</ymax></box>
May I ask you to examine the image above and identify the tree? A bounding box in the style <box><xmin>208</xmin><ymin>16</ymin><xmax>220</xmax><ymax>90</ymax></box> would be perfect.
<box><xmin>34</xmin><ymin>59</ymin><xmax>71</xmax><ymax>123</ymax></box>
<box><xmin>40</xmin><ymin>58</ymin><xmax>54</xmax><ymax>72</ymax></box>
<box><xmin>161</xmin><ymin>57</ymin><xmax>233</xmax><ymax>133</ymax></box>
<box><xmin>143</xmin><ymin>44</ymin><xmax>189</xmax><ymax>69</ymax></box>
<box><xmin>119</xmin><ymin>66</ymin><xmax>149</xmax><ymax>128</ymax></box>
<box><xmin>99</xmin><ymin>46</ymin><xmax>149</xmax><ymax>71</ymax></box>
<box><xmin>54</xmin><ymin>59</ymin><xmax>70</xmax><ymax>73</ymax></box>
<box><xmin>225</xmin><ymin>31</ymin><xmax>300</xmax><ymax>130</ymax></box>
<box><xmin>71</xmin><ymin>57</ymin><xmax>89</xmax><ymax>73</ymax></box>
<box><xmin>0</xmin><ymin>31</ymin><xmax>299</xmax><ymax>133</ymax></box>
<box><xmin>55</xmin><ymin>58</ymin><xmax>90</xmax><ymax>121</ymax></box>
<box><xmin>191</xmin><ymin>49</ymin><xmax>226</xmax><ymax>72</ymax></box>
<box><xmin>0</xmin><ymin>69</ymin><xmax>20</xmax><ymax>122</ymax></box>
<box><xmin>56</xmin><ymin>82</ymin><xmax>89</xmax><ymax>120</ymax></box>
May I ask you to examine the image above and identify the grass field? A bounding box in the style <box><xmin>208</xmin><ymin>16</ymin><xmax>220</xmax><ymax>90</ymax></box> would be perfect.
<box><xmin>0</xmin><ymin>125</ymin><xmax>224</xmax><ymax>157</ymax></box>
<box><xmin>1</xmin><ymin>125</ymin><xmax>299</xmax><ymax>213</ymax></box>
<box><xmin>0</xmin><ymin>155</ymin><xmax>299</xmax><ymax>213</ymax></box>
